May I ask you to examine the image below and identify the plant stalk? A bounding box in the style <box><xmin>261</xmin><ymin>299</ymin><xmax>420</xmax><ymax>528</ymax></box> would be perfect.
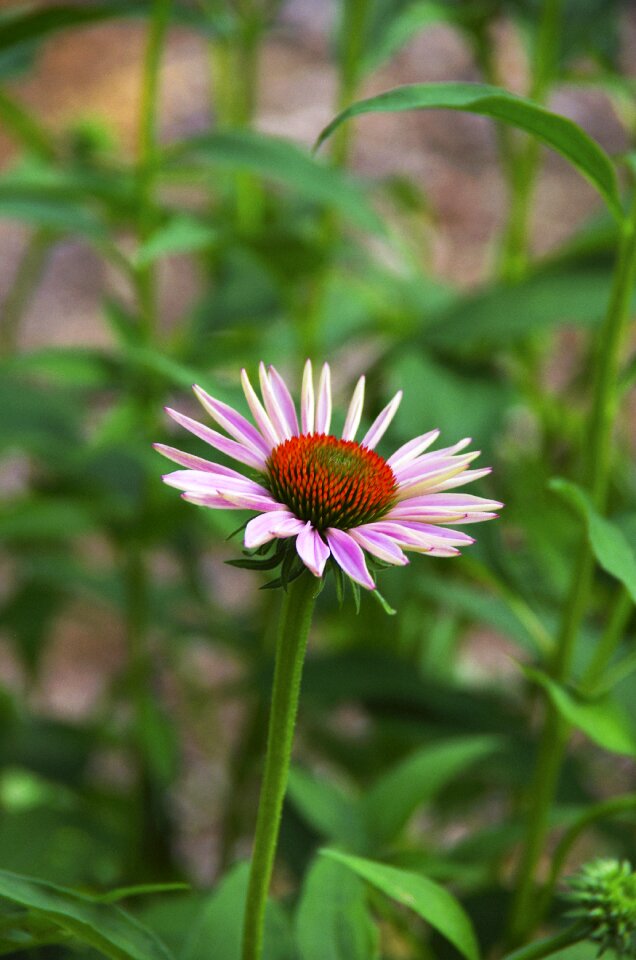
<box><xmin>502</xmin><ymin>922</ymin><xmax>587</xmax><ymax>960</ymax></box>
<box><xmin>506</xmin><ymin>191</ymin><xmax>636</xmax><ymax>945</ymax></box>
<box><xmin>241</xmin><ymin>572</ymin><xmax>318</xmax><ymax>960</ymax></box>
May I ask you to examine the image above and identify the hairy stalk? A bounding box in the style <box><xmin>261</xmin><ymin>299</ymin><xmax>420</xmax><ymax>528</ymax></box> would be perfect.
<box><xmin>242</xmin><ymin>573</ymin><xmax>318</xmax><ymax>960</ymax></box>
<box><xmin>0</xmin><ymin>229</ymin><xmax>51</xmax><ymax>356</ymax></box>
<box><xmin>507</xmin><ymin>192</ymin><xmax>636</xmax><ymax>945</ymax></box>
<box><xmin>331</xmin><ymin>0</ymin><xmax>370</xmax><ymax>166</ymax></box>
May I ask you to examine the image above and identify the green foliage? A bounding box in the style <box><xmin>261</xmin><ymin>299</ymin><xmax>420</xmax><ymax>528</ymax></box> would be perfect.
<box><xmin>1</xmin><ymin>0</ymin><xmax>636</xmax><ymax>958</ymax></box>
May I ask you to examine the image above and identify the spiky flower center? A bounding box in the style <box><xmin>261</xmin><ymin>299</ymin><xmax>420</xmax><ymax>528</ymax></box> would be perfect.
<box><xmin>266</xmin><ymin>434</ymin><xmax>397</xmax><ymax>530</ymax></box>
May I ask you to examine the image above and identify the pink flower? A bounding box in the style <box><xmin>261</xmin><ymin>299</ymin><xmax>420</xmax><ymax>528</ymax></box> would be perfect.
<box><xmin>156</xmin><ymin>361</ymin><xmax>501</xmax><ymax>590</ymax></box>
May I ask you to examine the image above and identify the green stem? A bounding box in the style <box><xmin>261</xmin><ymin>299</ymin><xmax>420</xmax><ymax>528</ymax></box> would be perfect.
<box><xmin>241</xmin><ymin>573</ymin><xmax>318</xmax><ymax>960</ymax></box>
<box><xmin>332</xmin><ymin>0</ymin><xmax>370</xmax><ymax>167</ymax></box>
<box><xmin>506</xmin><ymin>191</ymin><xmax>636</xmax><ymax>945</ymax></box>
<box><xmin>498</xmin><ymin>0</ymin><xmax>563</xmax><ymax>281</ymax></box>
<box><xmin>0</xmin><ymin>229</ymin><xmax>51</xmax><ymax>356</ymax></box>
<box><xmin>581</xmin><ymin>586</ymin><xmax>632</xmax><ymax>692</ymax></box>
<box><xmin>502</xmin><ymin>922</ymin><xmax>587</xmax><ymax>960</ymax></box>
<box><xmin>136</xmin><ymin>0</ymin><xmax>172</xmax><ymax>337</ymax></box>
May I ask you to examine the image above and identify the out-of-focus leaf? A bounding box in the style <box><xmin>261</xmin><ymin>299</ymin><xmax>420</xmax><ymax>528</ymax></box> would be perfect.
<box><xmin>362</xmin><ymin>736</ymin><xmax>502</xmax><ymax>843</ymax></box>
<box><xmin>0</xmin><ymin>871</ymin><xmax>175</xmax><ymax>960</ymax></box>
<box><xmin>3</xmin><ymin>348</ymin><xmax>114</xmax><ymax>387</ymax></box>
<box><xmin>182</xmin><ymin>862</ymin><xmax>292</xmax><ymax>960</ymax></box>
<box><xmin>162</xmin><ymin>131</ymin><xmax>385</xmax><ymax>233</ymax></box>
<box><xmin>0</xmin><ymin>181</ymin><xmax>108</xmax><ymax>237</ymax></box>
<box><xmin>135</xmin><ymin>217</ymin><xmax>218</xmax><ymax>266</ymax></box>
<box><xmin>0</xmin><ymin>375</ymin><xmax>81</xmax><ymax>458</ymax></box>
<box><xmin>0</xmin><ymin>90</ymin><xmax>55</xmax><ymax>160</ymax></box>
<box><xmin>422</xmin><ymin>267</ymin><xmax>625</xmax><ymax>353</ymax></box>
<box><xmin>296</xmin><ymin>857</ymin><xmax>379</xmax><ymax>960</ymax></box>
<box><xmin>96</xmin><ymin>885</ymin><xmax>190</xmax><ymax>905</ymax></box>
<box><xmin>550</xmin><ymin>479</ymin><xmax>636</xmax><ymax>602</ymax></box>
<box><xmin>525</xmin><ymin>667</ymin><xmax>636</xmax><ymax>757</ymax></box>
<box><xmin>287</xmin><ymin>768</ymin><xmax>367</xmax><ymax>852</ymax></box>
<box><xmin>321</xmin><ymin>850</ymin><xmax>480</xmax><ymax>960</ymax></box>
<box><xmin>359</xmin><ymin>1</ymin><xmax>453</xmax><ymax>75</ymax></box>
<box><xmin>316</xmin><ymin>82</ymin><xmax>622</xmax><ymax>219</ymax></box>
<box><xmin>388</xmin><ymin>352</ymin><xmax>509</xmax><ymax>455</ymax></box>
<box><xmin>0</xmin><ymin>500</ymin><xmax>95</xmax><ymax>543</ymax></box>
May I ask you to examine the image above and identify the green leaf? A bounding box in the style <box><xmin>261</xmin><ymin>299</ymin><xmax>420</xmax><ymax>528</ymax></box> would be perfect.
<box><xmin>182</xmin><ymin>862</ymin><xmax>292</xmax><ymax>960</ymax></box>
<box><xmin>550</xmin><ymin>479</ymin><xmax>636</xmax><ymax>602</ymax></box>
<box><xmin>296</xmin><ymin>857</ymin><xmax>378</xmax><ymax>960</ymax></box>
<box><xmin>422</xmin><ymin>266</ymin><xmax>625</xmax><ymax>353</ymax></box>
<box><xmin>362</xmin><ymin>736</ymin><xmax>501</xmax><ymax>844</ymax></box>
<box><xmin>360</xmin><ymin>2</ymin><xmax>452</xmax><ymax>75</ymax></box>
<box><xmin>97</xmin><ymin>885</ymin><xmax>190</xmax><ymax>905</ymax></box>
<box><xmin>3</xmin><ymin>348</ymin><xmax>114</xmax><ymax>387</ymax></box>
<box><xmin>0</xmin><ymin>499</ymin><xmax>95</xmax><ymax>543</ymax></box>
<box><xmin>0</xmin><ymin>181</ymin><xmax>107</xmax><ymax>237</ymax></box>
<box><xmin>135</xmin><ymin>217</ymin><xmax>218</xmax><ymax>266</ymax></box>
<box><xmin>0</xmin><ymin>870</ymin><xmax>175</xmax><ymax>960</ymax></box>
<box><xmin>162</xmin><ymin>131</ymin><xmax>385</xmax><ymax>234</ymax></box>
<box><xmin>321</xmin><ymin>850</ymin><xmax>480</xmax><ymax>960</ymax></box>
<box><xmin>287</xmin><ymin>767</ymin><xmax>368</xmax><ymax>852</ymax></box>
<box><xmin>525</xmin><ymin>667</ymin><xmax>636</xmax><ymax>756</ymax></box>
<box><xmin>0</xmin><ymin>90</ymin><xmax>55</xmax><ymax>160</ymax></box>
<box><xmin>316</xmin><ymin>82</ymin><xmax>622</xmax><ymax>220</ymax></box>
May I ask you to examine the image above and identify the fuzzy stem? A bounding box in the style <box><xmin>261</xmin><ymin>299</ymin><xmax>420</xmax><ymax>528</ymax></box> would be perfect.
<box><xmin>507</xmin><ymin>192</ymin><xmax>636</xmax><ymax>945</ymax></box>
<box><xmin>0</xmin><ymin>229</ymin><xmax>51</xmax><ymax>356</ymax></box>
<box><xmin>241</xmin><ymin>573</ymin><xmax>318</xmax><ymax>960</ymax></box>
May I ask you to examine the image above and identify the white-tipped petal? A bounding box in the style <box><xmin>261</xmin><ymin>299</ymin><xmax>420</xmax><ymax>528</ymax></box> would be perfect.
<box><xmin>240</xmin><ymin>368</ymin><xmax>281</xmax><ymax>449</ymax></box>
<box><xmin>341</xmin><ymin>376</ymin><xmax>365</xmax><ymax>442</ymax></box>
<box><xmin>361</xmin><ymin>390</ymin><xmax>402</xmax><ymax>449</ymax></box>
<box><xmin>315</xmin><ymin>363</ymin><xmax>332</xmax><ymax>434</ymax></box>
<box><xmin>268</xmin><ymin>365</ymin><xmax>300</xmax><ymax>436</ymax></box>
<box><xmin>301</xmin><ymin>359</ymin><xmax>315</xmax><ymax>434</ymax></box>
<box><xmin>193</xmin><ymin>385</ymin><xmax>270</xmax><ymax>457</ymax></box>
<box><xmin>259</xmin><ymin>362</ymin><xmax>293</xmax><ymax>441</ymax></box>
<box><xmin>165</xmin><ymin>408</ymin><xmax>267</xmax><ymax>471</ymax></box>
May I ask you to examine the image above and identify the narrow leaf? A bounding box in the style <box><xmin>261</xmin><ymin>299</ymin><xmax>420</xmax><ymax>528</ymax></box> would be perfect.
<box><xmin>321</xmin><ymin>850</ymin><xmax>480</xmax><ymax>960</ymax></box>
<box><xmin>550</xmin><ymin>479</ymin><xmax>636</xmax><ymax>602</ymax></box>
<box><xmin>316</xmin><ymin>82</ymin><xmax>622</xmax><ymax>220</ymax></box>
<box><xmin>0</xmin><ymin>870</ymin><xmax>175</xmax><ymax>960</ymax></box>
<box><xmin>363</xmin><ymin>736</ymin><xmax>501</xmax><ymax>844</ymax></box>
<box><xmin>525</xmin><ymin>667</ymin><xmax>636</xmax><ymax>757</ymax></box>
<box><xmin>296</xmin><ymin>858</ymin><xmax>378</xmax><ymax>960</ymax></box>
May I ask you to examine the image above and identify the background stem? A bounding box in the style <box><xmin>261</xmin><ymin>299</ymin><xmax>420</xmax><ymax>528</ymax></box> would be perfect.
<box><xmin>507</xmin><ymin>192</ymin><xmax>636</xmax><ymax>944</ymax></box>
<box><xmin>241</xmin><ymin>573</ymin><xmax>318</xmax><ymax>960</ymax></box>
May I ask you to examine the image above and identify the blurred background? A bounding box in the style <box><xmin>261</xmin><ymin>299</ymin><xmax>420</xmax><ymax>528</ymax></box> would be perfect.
<box><xmin>1</xmin><ymin>1</ymin><xmax>636</xmax><ymax>952</ymax></box>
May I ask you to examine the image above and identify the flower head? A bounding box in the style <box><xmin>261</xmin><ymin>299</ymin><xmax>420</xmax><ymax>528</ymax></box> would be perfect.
<box><xmin>564</xmin><ymin>859</ymin><xmax>636</xmax><ymax>957</ymax></box>
<box><xmin>156</xmin><ymin>361</ymin><xmax>501</xmax><ymax>591</ymax></box>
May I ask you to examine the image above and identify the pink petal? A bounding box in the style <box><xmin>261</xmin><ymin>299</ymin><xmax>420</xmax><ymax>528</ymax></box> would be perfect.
<box><xmin>360</xmin><ymin>390</ymin><xmax>402</xmax><ymax>449</ymax></box>
<box><xmin>301</xmin><ymin>359</ymin><xmax>315</xmax><ymax>434</ymax></box>
<box><xmin>341</xmin><ymin>376</ymin><xmax>365</xmax><ymax>441</ymax></box>
<box><xmin>315</xmin><ymin>363</ymin><xmax>332</xmax><ymax>434</ymax></box>
<box><xmin>162</xmin><ymin>470</ymin><xmax>269</xmax><ymax>498</ymax></box>
<box><xmin>193</xmin><ymin>385</ymin><xmax>270</xmax><ymax>457</ymax></box>
<box><xmin>369</xmin><ymin>519</ymin><xmax>474</xmax><ymax>549</ymax></box>
<box><xmin>326</xmin><ymin>528</ymin><xmax>375</xmax><ymax>590</ymax></box>
<box><xmin>259</xmin><ymin>363</ymin><xmax>293</xmax><ymax>441</ymax></box>
<box><xmin>268</xmin><ymin>365</ymin><xmax>300</xmax><ymax>436</ymax></box>
<box><xmin>165</xmin><ymin>408</ymin><xmax>266</xmax><ymax>470</ymax></box>
<box><xmin>296</xmin><ymin>522</ymin><xmax>330</xmax><ymax>577</ymax></box>
<box><xmin>387</xmin><ymin>430</ymin><xmax>440</xmax><ymax>469</ymax></box>
<box><xmin>154</xmin><ymin>443</ymin><xmax>239</xmax><ymax>475</ymax></box>
<box><xmin>349</xmin><ymin>526</ymin><xmax>408</xmax><ymax>566</ymax></box>
<box><xmin>183</xmin><ymin>490</ymin><xmax>281</xmax><ymax>512</ymax></box>
<box><xmin>393</xmin><ymin>441</ymin><xmax>475</xmax><ymax>483</ymax></box>
<box><xmin>396</xmin><ymin>493</ymin><xmax>502</xmax><ymax>511</ymax></box>
<box><xmin>244</xmin><ymin>511</ymin><xmax>304</xmax><ymax>549</ymax></box>
<box><xmin>240</xmin><ymin>369</ymin><xmax>282</xmax><ymax>448</ymax></box>
<box><xmin>396</xmin><ymin>454</ymin><xmax>481</xmax><ymax>498</ymax></box>
<box><xmin>428</xmin><ymin>467</ymin><xmax>492</xmax><ymax>491</ymax></box>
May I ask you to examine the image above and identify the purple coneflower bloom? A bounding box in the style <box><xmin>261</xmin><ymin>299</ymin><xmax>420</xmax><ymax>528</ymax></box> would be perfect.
<box><xmin>155</xmin><ymin>361</ymin><xmax>501</xmax><ymax>590</ymax></box>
